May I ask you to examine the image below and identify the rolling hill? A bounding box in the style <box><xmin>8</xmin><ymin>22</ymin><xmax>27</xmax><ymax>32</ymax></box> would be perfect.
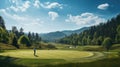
<box><xmin>39</xmin><ymin>27</ymin><xmax>89</xmax><ymax>42</ymax></box>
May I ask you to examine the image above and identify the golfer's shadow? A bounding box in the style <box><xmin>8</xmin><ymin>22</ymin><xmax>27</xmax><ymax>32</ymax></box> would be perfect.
<box><xmin>34</xmin><ymin>55</ymin><xmax>38</xmax><ymax>57</ymax></box>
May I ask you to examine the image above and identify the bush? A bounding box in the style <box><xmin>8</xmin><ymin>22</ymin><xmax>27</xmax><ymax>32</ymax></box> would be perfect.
<box><xmin>47</xmin><ymin>44</ymin><xmax>56</xmax><ymax>49</ymax></box>
<box><xmin>102</xmin><ymin>37</ymin><xmax>112</xmax><ymax>51</ymax></box>
<box><xmin>18</xmin><ymin>35</ymin><xmax>31</xmax><ymax>47</ymax></box>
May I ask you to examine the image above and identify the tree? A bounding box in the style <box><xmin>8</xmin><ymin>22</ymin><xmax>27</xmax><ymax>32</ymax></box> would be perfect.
<box><xmin>18</xmin><ymin>35</ymin><xmax>31</xmax><ymax>47</ymax></box>
<box><xmin>32</xmin><ymin>32</ymin><xmax>35</xmax><ymax>42</ymax></box>
<box><xmin>115</xmin><ymin>25</ymin><xmax>120</xmax><ymax>43</ymax></box>
<box><xmin>19</xmin><ymin>27</ymin><xmax>24</xmax><ymax>36</ymax></box>
<box><xmin>28</xmin><ymin>32</ymin><xmax>32</xmax><ymax>41</ymax></box>
<box><xmin>97</xmin><ymin>36</ymin><xmax>103</xmax><ymax>45</ymax></box>
<box><xmin>35</xmin><ymin>33</ymin><xmax>39</xmax><ymax>42</ymax></box>
<box><xmin>8</xmin><ymin>32</ymin><xmax>15</xmax><ymax>45</ymax></box>
<box><xmin>12</xmin><ymin>36</ymin><xmax>19</xmax><ymax>48</ymax></box>
<box><xmin>12</xmin><ymin>26</ymin><xmax>19</xmax><ymax>37</ymax></box>
<box><xmin>0</xmin><ymin>27</ymin><xmax>9</xmax><ymax>43</ymax></box>
<box><xmin>0</xmin><ymin>16</ymin><xmax>6</xmax><ymax>29</ymax></box>
<box><xmin>102</xmin><ymin>37</ymin><xmax>112</xmax><ymax>51</ymax></box>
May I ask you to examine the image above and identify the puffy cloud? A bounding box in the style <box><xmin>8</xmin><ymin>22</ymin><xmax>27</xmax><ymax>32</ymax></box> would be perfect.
<box><xmin>33</xmin><ymin>0</ymin><xmax>41</xmax><ymax>8</ymax></box>
<box><xmin>65</xmin><ymin>12</ymin><xmax>106</xmax><ymax>26</ymax></box>
<box><xmin>8</xmin><ymin>0</ymin><xmax>63</xmax><ymax>12</ymax></box>
<box><xmin>97</xmin><ymin>3</ymin><xmax>109</xmax><ymax>10</ymax></box>
<box><xmin>0</xmin><ymin>9</ymin><xmax>43</xmax><ymax>32</ymax></box>
<box><xmin>41</xmin><ymin>2</ymin><xmax>63</xmax><ymax>9</ymax></box>
<box><xmin>10</xmin><ymin>6</ymin><xmax>19</xmax><ymax>12</ymax></box>
<box><xmin>21</xmin><ymin>1</ymin><xmax>31</xmax><ymax>11</ymax></box>
<box><xmin>48</xmin><ymin>11</ymin><xmax>59</xmax><ymax>21</ymax></box>
<box><xmin>9</xmin><ymin>0</ymin><xmax>31</xmax><ymax>12</ymax></box>
<box><xmin>9</xmin><ymin>0</ymin><xmax>18</xmax><ymax>4</ymax></box>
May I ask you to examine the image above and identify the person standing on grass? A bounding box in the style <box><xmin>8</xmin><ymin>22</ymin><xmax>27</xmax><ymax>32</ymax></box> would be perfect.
<box><xmin>33</xmin><ymin>47</ymin><xmax>36</xmax><ymax>56</ymax></box>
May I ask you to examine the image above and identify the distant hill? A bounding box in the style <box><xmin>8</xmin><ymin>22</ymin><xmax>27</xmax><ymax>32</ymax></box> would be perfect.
<box><xmin>62</xmin><ymin>27</ymin><xmax>89</xmax><ymax>36</ymax></box>
<box><xmin>39</xmin><ymin>31</ymin><xmax>66</xmax><ymax>42</ymax></box>
<box><xmin>39</xmin><ymin>27</ymin><xmax>89</xmax><ymax>42</ymax></box>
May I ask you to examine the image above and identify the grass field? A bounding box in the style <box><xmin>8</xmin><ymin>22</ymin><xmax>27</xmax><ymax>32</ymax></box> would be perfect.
<box><xmin>0</xmin><ymin>50</ymin><xmax>94</xmax><ymax>60</ymax></box>
<box><xmin>0</xmin><ymin>49</ymin><xmax>106</xmax><ymax>67</ymax></box>
<box><xmin>0</xmin><ymin>44</ymin><xmax>120</xmax><ymax>67</ymax></box>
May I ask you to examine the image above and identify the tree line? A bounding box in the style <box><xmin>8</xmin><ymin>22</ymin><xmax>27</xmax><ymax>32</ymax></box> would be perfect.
<box><xmin>0</xmin><ymin>16</ymin><xmax>41</xmax><ymax>48</ymax></box>
<box><xmin>58</xmin><ymin>14</ymin><xmax>120</xmax><ymax>50</ymax></box>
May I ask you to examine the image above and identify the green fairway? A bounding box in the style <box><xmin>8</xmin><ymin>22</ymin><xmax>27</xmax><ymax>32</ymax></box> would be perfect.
<box><xmin>0</xmin><ymin>50</ymin><xmax>107</xmax><ymax>67</ymax></box>
<box><xmin>0</xmin><ymin>50</ymin><xmax>93</xmax><ymax>60</ymax></box>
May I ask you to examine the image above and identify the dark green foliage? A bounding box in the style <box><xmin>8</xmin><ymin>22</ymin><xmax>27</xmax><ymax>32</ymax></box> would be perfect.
<box><xmin>45</xmin><ymin>57</ymin><xmax>120</xmax><ymax>67</ymax></box>
<box><xmin>47</xmin><ymin>44</ymin><xmax>56</xmax><ymax>49</ymax></box>
<box><xmin>102</xmin><ymin>37</ymin><xmax>112</xmax><ymax>51</ymax></box>
<box><xmin>0</xmin><ymin>56</ymin><xmax>25</xmax><ymax>67</ymax></box>
<box><xmin>28</xmin><ymin>32</ymin><xmax>32</xmax><ymax>42</ymax></box>
<box><xmin>12</xmin><ymin>26</ymin><xmax>19</xmax><ymax>37</ymax></box>
<box><xmin>19</xmin><ymin>27</ymin><xmax>24</xmax><ymax>36</ymax></box>
<box><xmin>12</xmin><ymin>36</ymin><xmax>19</xmax><ymax>48</ymax></box>
<box><xmin>28</xmin><ymin>32</ymin><xmax>41</xmax><ymax>45</ymax></box>
<box><xmin>115</xmin><ymin>25</ymin><xmax>120</xmax><ymax>43</ymax></box>
<box><xmin>18</xmin><ymin>35</ymin><xmax>31</xmax><ymax>47</ymax></box>
<box><xmin>0</xmin><ymin>16</ymin><xmax>6</xmax><ymax>29</ymax></box>
<box><xmin>0</xmin><ymin>16</ymin><xmax>42</xmax><ymax>48</ymax></box>
<box><xmin>58</xmin><ymin>14</ymin><xmax>120</xmax><ymax>46</ymax></box>
<box><xmin>0</xmin><ymin>27</ymin><xmax>9</xmax><ymax>43</ymax></box>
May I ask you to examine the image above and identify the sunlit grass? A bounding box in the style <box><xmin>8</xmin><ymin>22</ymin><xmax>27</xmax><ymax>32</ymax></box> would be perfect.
<box><xmin>0</xmin><ymin>50</ymin><xmax>93</xmax><ymax>61</ymax></box>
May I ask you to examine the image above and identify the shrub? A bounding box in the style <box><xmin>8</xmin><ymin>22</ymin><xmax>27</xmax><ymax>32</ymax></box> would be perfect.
<box><xmin>102</xmin><ymin>37</ymin><xmax>112</xmax><ymax>51</ymax></box>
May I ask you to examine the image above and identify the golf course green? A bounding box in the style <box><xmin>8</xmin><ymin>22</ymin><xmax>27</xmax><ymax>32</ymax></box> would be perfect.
<box><xmin>0</xmin><ymin>50</ymin><xmax>94</xmax><ymax>59</ymax></box>
<box><xmin>0</xmin><ymin>49</ymin><xmax>119</xmax><ymax>67</ymax></box>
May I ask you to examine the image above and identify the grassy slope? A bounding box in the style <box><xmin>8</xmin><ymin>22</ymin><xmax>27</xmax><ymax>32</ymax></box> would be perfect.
<box><xmin>0</xmin><ymin>44</ymin><xmax>120</xmax><ymax>67</ymax></box>
<box><xmin>0</xmin><ymin>43</ymin><xmax>17</xmax><ymax>50</ymax></box>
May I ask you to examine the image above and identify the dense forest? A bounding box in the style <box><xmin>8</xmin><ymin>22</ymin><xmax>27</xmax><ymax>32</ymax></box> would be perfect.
<box><xmin>0</xmin><ymin>16</ymin><xmax>41</xmax><ymax>48</ymax></box>
<box><xmin>58</xmin><ymin>14</ymin><xmax>120</xmax><ymax>46</ymax></box>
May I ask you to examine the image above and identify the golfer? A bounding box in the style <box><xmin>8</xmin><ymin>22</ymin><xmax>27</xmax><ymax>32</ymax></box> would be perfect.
<box><xmin>33</xmin><ymin>48</ymin><xmax>36</xmax><ymax>56</ymax></box>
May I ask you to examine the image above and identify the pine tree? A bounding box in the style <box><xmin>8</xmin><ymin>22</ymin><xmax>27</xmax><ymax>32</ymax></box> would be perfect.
<box><xmin>0</xmin><ymin>16</ymin><xmax>6</xmax><ymax>29</ymax></box>
<box><xmin>19</xmin><ymin>27</ymin><xmax>24</xmax><ymax>36</ymax></box>
<box><xmin>12</xmin><ymin>36</ymin><xmax>19</xmax><ymax>48</ymax></box>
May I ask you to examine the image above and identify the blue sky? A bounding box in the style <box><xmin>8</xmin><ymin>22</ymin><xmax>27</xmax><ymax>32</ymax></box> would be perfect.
<box><xmin>0</xmin><ymin>0</ymin><xmax>120</xmax><ymax>33</ymax></box>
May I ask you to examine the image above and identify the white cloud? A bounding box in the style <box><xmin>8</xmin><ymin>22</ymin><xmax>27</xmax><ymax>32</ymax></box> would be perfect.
<box><xmin>10</xmin><ymin>6</ymin><xmax>19</xmax><ymax>12</ymax></box>
<box><xmin>48</xmin><ymin>11</ymin><xmax>59</xmax><ymax>21</ymax></box>
<box><xmin>33</xmin><ymin>0</ymin><xmax>41</xmax><ymax>8</ymax></box>
<box><xmin>9</xmin><ymin>0</ymin><xmax>31</xmax><ymax>12</ymax></box>
<box><xmin>97</xmin><ymin>3</ymin><xmax>109</xmax><ymax>10</ymax></box>
<box><xmin>8</xmin><ymin>0</ymin><xmax>63</xmax><ymax>12</ymax></box>
<box><xmin>41</xmin><ymin>2</ymin><xmax>63</xmax><ymax>9</ymax></box>
<box><xmin>21</xmin><ymin>1</ymin><xmax>31</xmax><ymax>12</ymax></box>
<box><xmin>9</xmin><ymin>0</ymin><xmax>17</xmax><ymax>4</ymax></box>
<box><xmin>65</xmin><ymin>12</ymin><xmax>106</xmax><ymax>26</ymax></box>
<box><xmin>0</xmin><ymin>9</ymin><xmax>43</xmax><ymax>32</ymax></box>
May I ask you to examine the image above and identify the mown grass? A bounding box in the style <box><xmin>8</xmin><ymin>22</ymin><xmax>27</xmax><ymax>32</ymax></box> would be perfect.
<box><xmin>0</xmin><ymin>44</ymin><xmax>120</xmax><ymax>67</ymax></box>
<box><xmin>0</xmin><ymin>55</ymin><xmax>120</xmax><ymax>67</ymax></box>
<box><xmin>0</xmin><ymin>56</ymin><xmax>25</xmax><ymax>67</ymax></box>
<box><xmin>0</xmin><ymin>50</ymin><xmax>105</xmax><ymax>67</ymax></box>
<box><xmin>44</xmin><ymin>57</ymin><xmax>120</xmax><ymax>67</ymax></box>
<box><xmin>0</xmin><ymin>50</ymin><xmax>93</xmax><ymax>60</ymax></box>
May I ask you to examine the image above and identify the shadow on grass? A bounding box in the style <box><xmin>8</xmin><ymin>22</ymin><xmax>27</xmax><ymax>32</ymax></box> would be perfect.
<box><xmin>44</xmin><ymin>57</ymin><xmax>120</xmax><ymax>67</ymax></box>
<box><xmin>34</xmin><ymin>55</ymin><xmax>39</xmax><ymax>57</ymax></box>
<box><xmin>0</xmin><ymin>56</ymin><xmax>25</xmax><ymax>67</ymax></box>
<box><xmin>0</xmin><ymin>55</ymin><xmax>120</xmax><ymax>67</ymax></box>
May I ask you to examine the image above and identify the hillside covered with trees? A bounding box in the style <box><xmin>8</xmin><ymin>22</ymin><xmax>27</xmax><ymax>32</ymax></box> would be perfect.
<box><xmin>58</xmin><ymin>14</ymin><xmax>120</xmax><ymax>47</ymax></box>
<box><xmin>0</xmin><ymin>16</ymin><xmax>41</xmax><ymax>49</ymax></box>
